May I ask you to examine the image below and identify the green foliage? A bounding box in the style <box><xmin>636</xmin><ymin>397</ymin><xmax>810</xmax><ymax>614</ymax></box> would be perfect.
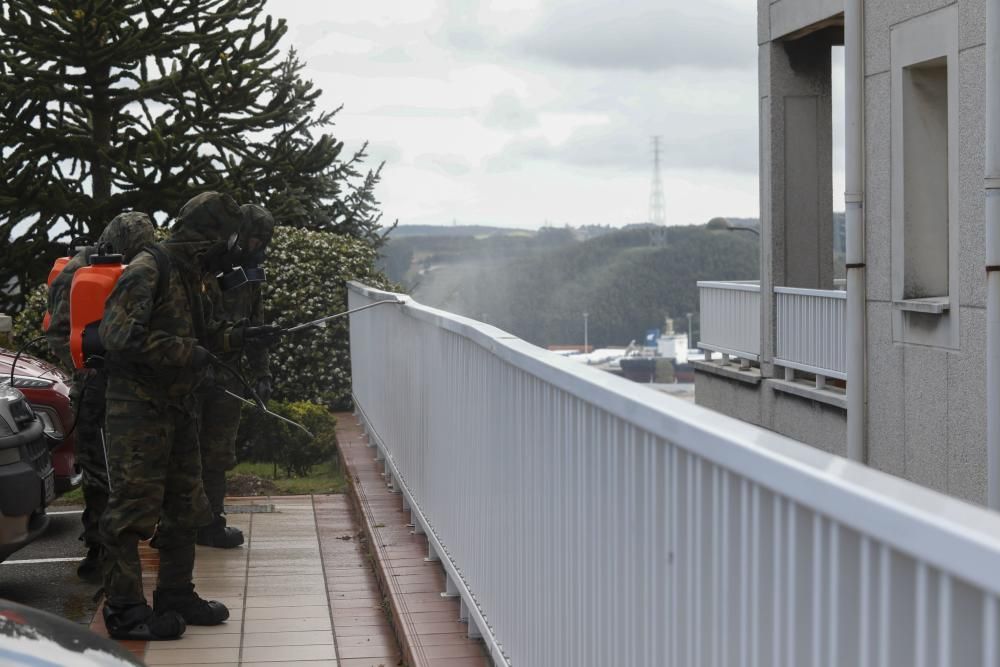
<box><xmin>10</xmin><ymin>284</ymin><xmax>57</xmax><ymax>364</ymax></box>
<box><xmin>262</xmin><ymin>226</ymin><xmax>395</xmax><ymax>408</ymax></box>
<box><xmin>0</xmin><ymin>1</ymin><xmax>387</xmax><ymax>312</ymax></box>
<box><xmin>236</xmin><ymin>400</ymin><xmax>338</xmax><ymax>478</ymax></box>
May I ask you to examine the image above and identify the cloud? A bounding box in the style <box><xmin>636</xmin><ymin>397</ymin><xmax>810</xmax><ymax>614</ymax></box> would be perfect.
<box><xmin>481</xmin><ymin>92</ymin><xmax>538</xmax><ymax>130</ymax></box>
<box><xmin>365</xmin><ymin>141</ymin><xmax>405</xmax><ymax>166</ymax></box>
<box><xmin>273</xmin><ymin>0</ymin><xmax>767</xmax><ymax>229</ymax></box>
<box><xmin>516</xmin><ymin>0</ymin><xmax>755</xmax><ymax>72</ymax></box>
<box><xmin>415</xmin><ymin>153</ymin><xmax>475</xmax><ymax>176</ymax></box>
<box><xmin>488</xmin><ymin>119</ymin><xmax>758</xmax><ymax>174</ymax></box>
<box><xmin>365</xmin><ymin>104</ymin><xmax>473</xmax><ymax>118</ymax></box>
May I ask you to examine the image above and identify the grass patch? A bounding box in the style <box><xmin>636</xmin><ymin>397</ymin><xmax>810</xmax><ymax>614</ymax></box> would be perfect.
<box><xmin>228</xmin><ymin>460</ymin><xmax>346</xmax><ymax>496</ymax></box>
<box><xmin>51</xmin><ymin>486</ymin><xmax>84</xmax><ymax>506</ymax></box>
<box><xmin>51</xmin><ymin>458</ymin><xmax>346</xmax><ymax>507</ymax></box>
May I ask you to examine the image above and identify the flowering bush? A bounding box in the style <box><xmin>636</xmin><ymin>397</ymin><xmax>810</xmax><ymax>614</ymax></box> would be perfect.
<box><xmin>10</xmin><ymin>284</ymin><xmax>57</xmax><ymax>364</ymax></box>
<box><xmin>262</xmin><ymin>227</ymin><xmax>396</xmax><ymax>408</ymax></box>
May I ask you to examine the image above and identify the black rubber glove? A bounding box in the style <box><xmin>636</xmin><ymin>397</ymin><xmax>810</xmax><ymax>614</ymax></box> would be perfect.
<box><xmin>243</xmin><ymin>324</ymin><xmax>282</xmax><ymax>346</ymax></box>
<box><xmin>190</xmin><ymin>345</ymin><xmax>212</xmax><ymax>369</ymax></box>
<box><xmin>253</xmin><ymin>376</ymin><xmax>273</xmax><ymax>403</ymax></box>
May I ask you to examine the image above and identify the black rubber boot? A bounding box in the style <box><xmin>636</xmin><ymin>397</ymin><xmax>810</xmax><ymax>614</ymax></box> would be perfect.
<box><xmin>103</xmin><ymin>603</ymin><xmax>186</xmax><ymax>640</ymax></box>
<box><xmin>77</xmin><ymin>544</ymin><xmax>103</xmax><ymax>584</ymax></box>
<box><xmin>153</xmin><ymin>586</ymin><xmax>230</xmax><ymax>626</ymax></box>
<box><xmin>196</xmin><ymin>515</ymin><xmax>244</xmax><ymax>549</ymax></box>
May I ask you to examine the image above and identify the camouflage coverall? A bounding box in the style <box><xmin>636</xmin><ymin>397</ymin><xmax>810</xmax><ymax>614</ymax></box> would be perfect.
<box><xmin>45</xmin><ymin>213</ymin><xmax>155</xmax><ymax>553</ymax></box>
<box><xmin>98</xmin><ymin>194</ymin><xmax>244</xmax><ymax>607</ymax></box>
<box><xmin>199</xmin><ymin>280</ymin><xmax>269</xmax><ymax>510</ymax></box>
<box><xmin>199</xmin><ymin>205</ymin><xmax>273</xmax><ymax>518</ymax></box>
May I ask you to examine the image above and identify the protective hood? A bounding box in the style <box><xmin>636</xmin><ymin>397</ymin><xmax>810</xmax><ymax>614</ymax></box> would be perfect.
<box><xmin>97</xmin><ymin>212</ymin><xmax>155</xmax><ymax>262</ymax></box>
<box><xmin>167</xmin><ymin>192</ymin><xmax>243</xmax><ymax>271</ymax></box>
<box><xmin>170</xmin><ymin>192</ymin><xmax>243</xmax><ymax>245</ymax></box>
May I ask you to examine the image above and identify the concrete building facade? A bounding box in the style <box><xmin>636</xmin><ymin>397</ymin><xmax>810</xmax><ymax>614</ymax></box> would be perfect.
<box><xmin>696</xmin><ymin>0</ymin><xmax>991</xmax><ymax>504</ymax></box>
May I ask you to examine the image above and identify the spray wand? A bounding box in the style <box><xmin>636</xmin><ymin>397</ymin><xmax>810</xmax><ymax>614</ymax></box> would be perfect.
<box><xmin>280</xmin><ymin>298</ymin><xmax>404</xmax><ymax>335</ymax></box>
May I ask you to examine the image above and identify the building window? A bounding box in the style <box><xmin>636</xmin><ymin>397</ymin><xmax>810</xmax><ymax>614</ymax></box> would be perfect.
<box><xmin>902</xmin><ymin>57</ymin><xmax>949</xmax><ymax>300</ymax></box>
<box><xmin>889</xmin><ymin>4</ymin><xmax>959</xmax><ymax>348</ymax></box>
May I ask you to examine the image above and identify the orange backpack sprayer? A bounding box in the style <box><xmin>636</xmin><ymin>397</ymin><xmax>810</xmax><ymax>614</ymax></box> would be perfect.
<box><xmin>41</xmin><ymin>257</ymin><xmax>70</xmax><ymax>332</ymax></box>
<box><xmin>69</xmin><ymin>248</ymin><xmax>125</xmax><ymax>369</ymax></box>
<box><xmin>42</xmin><ymin>238</ymin><xmax>90</xmax><ymax>332</ymax></box>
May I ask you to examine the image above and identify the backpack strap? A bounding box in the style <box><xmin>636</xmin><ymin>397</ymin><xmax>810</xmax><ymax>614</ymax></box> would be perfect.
<box><xmin>142</xmin><ymin>244</ymin><xmax>171</xmax><ymax>304</ymax></box>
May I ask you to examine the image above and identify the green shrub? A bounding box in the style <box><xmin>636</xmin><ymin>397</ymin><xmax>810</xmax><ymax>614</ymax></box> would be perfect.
<box><xmin>10</xmin><ymin>284</ymin><xmax>57</xmax><ymax>364</ymax></box>
<box><xmin>236</xmin><ymin>400</ymin><xmax>338</xmax><ymax>478</ymax></box>
<box><xmin>261</xmin><ymin>226</ymin><xmax>397</xmax><ymax>408</ymax></box>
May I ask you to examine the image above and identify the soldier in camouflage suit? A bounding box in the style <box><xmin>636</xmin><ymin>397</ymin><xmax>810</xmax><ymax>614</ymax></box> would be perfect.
<box><xmin>98</xmin><ymin>192</ymin><xmax>278</xmax><ymax>640</ymax></box>
<box><xmin>45</xmin><ymin>212</ymin><xmax>156</xmax><ymax>583</ymax></box>
<box><xmin>197</xmin><ymin>204</ymin><xmax>275</xmax><ymax>548</ymax></box>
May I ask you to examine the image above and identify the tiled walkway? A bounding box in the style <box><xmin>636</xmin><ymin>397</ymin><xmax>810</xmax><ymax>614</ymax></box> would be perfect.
<box><xmin>90</xmin><ymin>495</ymin><xmax>401</xmax><ymax>666</ymax></box>
<box><xmin>335</xmin><ymin>414</ymin><xmax>490</xmax><ymax>667</ymax></box>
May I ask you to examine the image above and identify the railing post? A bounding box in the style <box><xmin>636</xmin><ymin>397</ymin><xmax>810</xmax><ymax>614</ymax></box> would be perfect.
<box><xmin>442</xmin><ymin>574</ymin><xmax>460</xmax><ymax>599</ymax></box>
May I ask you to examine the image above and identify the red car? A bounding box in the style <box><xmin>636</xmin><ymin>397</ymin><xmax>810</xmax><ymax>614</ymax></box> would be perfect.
<box><xmin>0</xmin><ymin>348</ymin><xmax>79</xmax><ymax>494</ymax></box>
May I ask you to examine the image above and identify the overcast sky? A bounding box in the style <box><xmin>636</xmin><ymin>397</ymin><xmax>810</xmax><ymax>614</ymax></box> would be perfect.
<box><xmin>269</xmin><ymin>0</ymin><xmax>844</xmax><ymax>229</ymax></box>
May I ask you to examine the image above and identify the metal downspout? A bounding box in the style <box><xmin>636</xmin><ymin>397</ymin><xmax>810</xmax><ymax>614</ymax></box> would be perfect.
<box><xmin>986</xmin><ymin>0</ymin><xmax>1000</xmax><ymax>508</ymax></box>
<box><xmin>845</xmin><ymin>0</ymin><xmax>867</xmax><ymax>462</ymax></box>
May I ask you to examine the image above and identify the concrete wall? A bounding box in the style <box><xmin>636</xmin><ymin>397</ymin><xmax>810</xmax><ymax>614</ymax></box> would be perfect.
<box><xmin>695</xmin><ymin>372</ymin><xmax>848</xmax><ymax>457</ymax></box>
<box><xmin>735</xmin><ymin>0</ymin><xmax>990</xmax><ymax>505</ymax></box>
<box><xmin>863</xmin><ymin>0</ymin><xmax>988</xmax><ymax>505</ymax></box>
<box><xmin>768</xmin><ymin>0</ymin><xmax>845</xmax><ymax>39</ymax></box>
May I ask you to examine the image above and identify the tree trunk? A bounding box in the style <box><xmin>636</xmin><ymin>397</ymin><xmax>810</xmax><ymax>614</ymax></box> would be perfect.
<box><xmin>88</xmin><ymin>63</ymin><xmax>112</xmax><ymax>235</ymax></box>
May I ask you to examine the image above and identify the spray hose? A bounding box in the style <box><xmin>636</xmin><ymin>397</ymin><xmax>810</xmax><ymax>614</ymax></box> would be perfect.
<box><xmin>7</xmin><ymin>334</ymin><xmax>89</xmax><ymax>443</ymax></box>
<box><xmin>203</xmin><ymin>351</ymin><xmax>314</xmax><ymax>438</ymax></box>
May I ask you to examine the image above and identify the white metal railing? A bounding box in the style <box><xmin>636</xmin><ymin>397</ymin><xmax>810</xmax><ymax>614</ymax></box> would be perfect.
<box><xmin>349</xmin><ymin>281</ymin><xmax>1000</xmax><ymax>667</ymax></box>
<box><xmin>697</xmin><ymin>280</ymin><xmax>761</xmax><ymax>361</ymax></box>
<box><xmin>775</xmin><ymin>286</ymin><xmax>847</xmax><ymax>381</ymax></box>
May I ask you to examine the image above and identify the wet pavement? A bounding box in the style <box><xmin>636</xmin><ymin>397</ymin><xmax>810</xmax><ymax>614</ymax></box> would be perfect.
<box><xmin>89</xmin><ymin>495</ymin><xmax>402</xmax><ymax>666</ymax></box>
<box><xmin>0</xmin><ymin>506</ymin><xmax>99</xmax><ymax>625</ymax></box>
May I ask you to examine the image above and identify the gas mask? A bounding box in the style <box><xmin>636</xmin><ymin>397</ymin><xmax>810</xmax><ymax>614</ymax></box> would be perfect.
<box><xmin>240</xmin><ymin>235</ymin><xmax>270</xmax><ymax>284</ymax></box>
<box><xmin>202</xmin><ymin>231</ymin><xmax>243</xmax><ymax>275</ymax></box>
<box><xmin>219</xmin><ymin>266</ymin><xmax>249</xmax><ymax>291</ymax></box>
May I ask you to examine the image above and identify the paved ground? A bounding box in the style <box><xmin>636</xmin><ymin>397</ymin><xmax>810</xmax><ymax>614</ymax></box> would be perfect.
<box><xmin>87</xmin><ymin>495</ymin><xmax>402</xmax><ymax>666</ymax></box>
<box><xmin>336</xmin><ymin>415</ymin><xmax>490</xmax><ymax>667</ymax></box>
<box><xmin>0</xmin><ymin>505</ymin><xmax>100</xmax><ymax>625</ymax></box>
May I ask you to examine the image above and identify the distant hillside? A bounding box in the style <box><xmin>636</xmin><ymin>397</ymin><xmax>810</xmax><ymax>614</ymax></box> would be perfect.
<box><xmin>382</xmin><ymin>223</ymin><xmax>759</xmax><ymax>348</ymax></box>
<box><xmin>384</xmin><ymin>224</ymin><xmax>532</xmax><ymax>238</ymax></box>
<box><xmin>377</xmin><ymin>226</ymin><xmax>577</xmax><ymax>285</ymax></box>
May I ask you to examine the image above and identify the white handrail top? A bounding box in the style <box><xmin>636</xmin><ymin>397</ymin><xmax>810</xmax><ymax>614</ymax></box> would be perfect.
<box><xmin>774</xmin><ymin>286</ymin><xmax>848</xmax><ymax>299</ymax></box>
<box><xmin>696</xmin><ymin>280</ymin><xmax>762</xmax><ymax>292</ymax></box>
<box><xmin>348</xmin><ymin>281</ymin><xmax>1000</xmax><ymax>594</ymax></box>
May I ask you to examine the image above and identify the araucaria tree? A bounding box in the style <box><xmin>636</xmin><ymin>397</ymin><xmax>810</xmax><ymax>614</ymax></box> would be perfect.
<box><xmin>0</xmin><ymin>0</ymin><xmax>387</xmax><ymax>311</ymax></box>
